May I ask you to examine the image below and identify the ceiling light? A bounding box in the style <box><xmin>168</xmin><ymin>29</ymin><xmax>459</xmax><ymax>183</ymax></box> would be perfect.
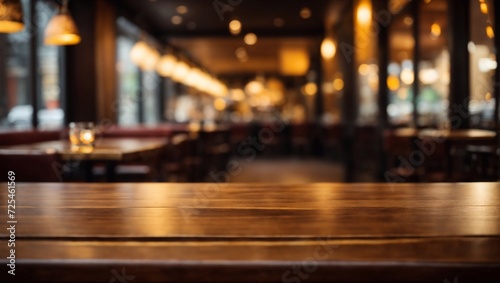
<box><xmin>321</xmin><ymin>37</ymin><xmax>336</xmax><ymax>60</ymax></box>
<box><xmin>333</xmin><ymin>78</ymin><xmax>344</xmax><ymax>91</ymax></box>
<box><xmin>171</xmin><ymin>61</ymin><xmax>190</xmax><ymax>82</ymax></box>
<box><xmin>130</xmin><ymin>41</ymin><xmax>149</xmax><ymax>66</ymax></box>
<box><xmin>300</xmin><ymin>7</ymin><xmax>311</xmax><ymax>19</ymax></box>
<box><xmin>357</xmin><ymin>2</ymin><xmax>371</xmax><ymax>24</ymax></box>
<box><xmin>0</xmin><ymin>0</ymin><xmax>24</xmax><ymax>33</ymax></box>
<box><xmin>171</xmin><ymin>15</ymin><xmax>182</xmax><ymax>25</ymax></box>
<box><xmin>176</xmin><ymin>5</ymin><xmax>188</xmax><ymax>14</ymax></box>
<box><xmin>244</xmin><ymin>33</ymin><xmax>257</xmax><ymax>45</ymax></box>
<box><xmin>404</xmin><ymin>16</ymin><xmax>413</xmax><ymax>26</ymax></box>
<box><xmin>229</xmin><ymin>19</ymin><xmax>241</xmax><ymax>35</ymax></box>
<box><xmin>44</xmin><ymin>0</ymin><xmax>81</xmax><ymax>45</ymax></box>
<box><xmin>214</xmin><ymin>98</ymin><xmax>227</xmax><ymax>111</ymax></box>
<box><xmin>156</xmin><ymin>54</ymin><xmax>177</xmax><ymax>77</ymax></box>
<box><xmin>387</xmin><ymin>75</ymin><xmax>400</xmax><ymax>91</ymax></box>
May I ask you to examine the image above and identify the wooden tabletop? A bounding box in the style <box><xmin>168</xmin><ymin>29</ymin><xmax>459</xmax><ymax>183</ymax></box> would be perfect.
<box><xmin>0</xmin><ymin>182</ymin><xmax>499</xmax><ymax>282</ymax></box>
<box><xmin>418</xmin><ymin>129</ymin><xmax>496</xmax><ymax>141</ymax></box>
<box><xmin>0</xmin><ymin>138</ymin><xmax>168</xmax><ymax>161</ymax></box>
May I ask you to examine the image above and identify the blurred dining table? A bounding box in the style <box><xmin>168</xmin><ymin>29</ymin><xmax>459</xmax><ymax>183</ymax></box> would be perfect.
<box><xmin>0</xmin><ymin>182</ymin><xmax>499</xmax><ymax>282</ymax></box>
<box><xmin>0</xmin><ymin>138</ymin><xmax>168</xmax><ymax>181</ymax></box>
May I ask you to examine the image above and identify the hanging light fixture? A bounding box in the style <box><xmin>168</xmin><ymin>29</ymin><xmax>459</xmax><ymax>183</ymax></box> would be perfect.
<box><xmin>0</xmin><ymin>0</ymin><xmax>24</xmax><ymax>33</ymax></box>
<box><xmin>321</xmin><ymin>37</ymin><xmax>336</xmax><ymax>60</ymax></box>
<box><xmin>44</xmin><ymin>0</ymin><xmax>81</xmax><ymax>45</ymax></box>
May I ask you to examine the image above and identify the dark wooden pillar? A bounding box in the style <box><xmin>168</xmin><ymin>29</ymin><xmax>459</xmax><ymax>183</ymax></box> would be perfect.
<box><xmin>0</xmin><ymin>34</ymin><xmax>6</xmax><ymax>119</ymax></box>
<box><xmin>411</xmin><ymin>0</ymin><xmax>420</xmax><ymax>127</ymax></box>
<box><xmin>65</xmin><ymin>0</ymin><xmax>97</xmax><ymax>123</ymax></box>
<box><xmin>447</xmin><ymin>0</ymin><xmax>470</xmax><ymax>129</ymax></box>
<box><xmin>375</xmin><ymin>0</ymin><xmax>389</xmax><ymax>180</ymax></box>
<box><xmin>338</xmin><ymin>2</ymin><xmax>356</xmax><ymax>182</ymax></box>
<box><xmin>493</xmin><ymin>0</ymin><xmax>500</xmax><ymax>179</ymax></box>
<box><xmin>29</xmin><ymin>0</ymin><xmax>38</xmax><ymax>128</ymax></box>
<box><xmin>96</xmin><ymin>0</ymin><xmax>117</xmax><ymax>123</ymax></box>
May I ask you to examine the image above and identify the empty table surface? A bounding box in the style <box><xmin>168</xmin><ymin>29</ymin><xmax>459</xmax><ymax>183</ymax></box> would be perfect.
<box><xmin>1</xmin><ymin>182</ymin><xmax>499</xmax><ymax>282</ymax></box>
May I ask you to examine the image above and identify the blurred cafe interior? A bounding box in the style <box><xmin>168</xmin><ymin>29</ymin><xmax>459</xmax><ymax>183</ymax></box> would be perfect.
<box><xmin>1</xmin><ymin>0</ymin><xmax>500</xmax><ymax>282</ymax></box>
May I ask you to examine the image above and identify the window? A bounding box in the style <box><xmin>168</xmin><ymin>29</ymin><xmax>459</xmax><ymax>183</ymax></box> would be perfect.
<box><xmin>0</xmin><ymin>0</ymin><xmax>64</xmax><ymax>130</ymax></box>
<box><xmin>469</xmin><ymin>0</ymin><xmax>495</xmax><ymax>128</ymax></box>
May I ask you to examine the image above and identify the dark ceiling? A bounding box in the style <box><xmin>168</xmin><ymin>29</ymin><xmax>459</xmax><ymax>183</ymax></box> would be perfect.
<box><xmin>117</xmin><ymin>0</ymin><xmax>346</xmax><ymax>76</ymax></box>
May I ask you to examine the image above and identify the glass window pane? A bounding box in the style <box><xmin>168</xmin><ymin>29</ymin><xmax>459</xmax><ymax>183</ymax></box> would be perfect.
<box><xmin>116</xmin><ymin>34</ymin><xmax>140</xmax><ymax>125</ymax></box>
<box><xmin>36</xmin><ymin>0</ymin><xmax>63</xmax><ymax>130</ymax></box>
<box><xmin>417</xmin><ymin>0</ymin><xmax>449</xmax><ymax>127</ymax></box>
<box><xmin>469</xmin><ymin>0</ymin><xmax>495</xmax><ymax>128</ymax></box>
<box><xmin>387</xmin><ymin>7</ymin><xmax>414</xmax><ymax>126</ymax></box>
<box><xmin>1</xmin><ymin>0</ymin><xmax>31</xmax><ymax>130</ymax></box>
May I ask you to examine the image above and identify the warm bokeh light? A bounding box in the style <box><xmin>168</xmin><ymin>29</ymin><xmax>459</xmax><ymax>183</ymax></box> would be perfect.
<box><xmin>321</xmin><ymin>37</ymin><xmax>336</xmax><ymax>60</ymax></box>
<box><xmin>430</xmin><ymin>23</ymin><xmax>441</xmax><ymax>38</ymax></box>
<box><xmin>300</xmin><ymin>7</ymin><xmax>311</xmax><ymax>19</ymax></box>
<box><xmin>387</xmin><ymin>75</ymin><xmax>400</xmax><ymax>91</ymax></box>
<box><xmin>486</xmin><ymin>24</ymin><xmax>494</xmax><ymax>39</ymax></box>
<box><xmin>279</xmin><ymin>47</ymin><xmax>310</xmax><ymax>76</ymax></box>
<box><xmin>176</xmin><ymin>5</ymin><xmax>188</xmax><ymax>14</ymax></box>
<box><xmin>357</xmin><ymin>2</ymin><xmax>372</xmax><ymax>25</ymax></box>
<box><xmin>333</xmin><ymin>78</ymin><xmax>344</xmax><ymax>91</ymax></box>
<box><xmin>44</xmin><ymin>12</ymin><xmax>81</xmax><ymax>45</ymax></box>
<box><xmin>229</xmin><ymin>19</ymin><xmax>242</xmax><ymax>35</ymax></box>
<box><xmin>400</xmin><ymin>69</ymin><xmax>414</xmax><ymax>85</ymax></box>
<box><xmin>480</xmin><ymin>2</ymin><xmax>488</xmax><ymax>14</ymax></box>
<box><xmin>171</xmin><ymin>61</ymin><xmax>190</xmax><ymax>82</ymax></box>
<box><xmin>245</xmin><ymin>80</ymin><xmax>264</xmax><ymax>95</ymax></box>
<box><xmin>244</xmin><ymin>33</ymin><xmax>258</xmax><ymax>45</ymax></box>
<box><xmin>130</xmin><ymin>41</ymin><xmax>150</xmax><ymax>67</ymax></box>
<box><xmin>214</xmin><ymin>98</ymin><xmax>227</xmax><ymax>111</ymax></box>
<box><xmin>156</xmin><ymin>54</ymin><xmax>177</xmax><ymax>77</ymax></box>
<box><xmin>171</xmin><ymin>15</ymin><xmax>182</xmax><ymax>25</ymax></box>
<box><xmin>358</xmin><ymin>64</ymin><xmax>370</xmax><ymax>75</ymax></box>
<box><xmin>303</xmin><ymin>82</ymin><xmax>318</xmax><ymax>96</ymax></box>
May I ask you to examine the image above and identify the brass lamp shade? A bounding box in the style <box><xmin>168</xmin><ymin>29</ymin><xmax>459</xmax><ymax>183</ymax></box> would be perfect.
<box><xmin>0</xmin><ymin>0</ymin><xmax>24</xmax><ymax>33</ymax></box>
<box><xmin>44</xmin><ymin>9</ymin><xmax>81</xmax><ymax>45</ymax></box>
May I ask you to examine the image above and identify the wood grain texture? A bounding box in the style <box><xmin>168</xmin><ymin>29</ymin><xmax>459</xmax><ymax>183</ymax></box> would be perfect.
<box><xmin>0</xmin><ymin>182</ymin><xmax>499</xmax><ymax>282</ymax></box>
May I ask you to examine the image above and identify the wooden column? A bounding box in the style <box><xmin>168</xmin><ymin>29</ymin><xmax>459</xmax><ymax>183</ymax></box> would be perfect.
<box><xmin>95</xmin><ymin>0</ymin><xmax>117</xmax><ymax>123</ymax></box>
<box><xmin>66</xmin><ymin>0</ymin><xmax>117</xmax><ymax>123</ymax></box>
<box><xmin>447</xmin><ymin>0</ymin><xmax>470</xmax><ymax>129</ymax></box>
<box><xmin>29</xmin><ymin>0</ymin><xmax>38</xmax><ymax>128</ymax></box>
<box><xmin>339</xmin><ymin>2</ymin><xmax>357</xmax><ymax>182</ymax></box>
<box><xmin>411</xmin><ymin>0</ymin><xmax>420</xmax><ymax>127</ymax></box>
<box><xmin>494</xmin><ymin>0</ymin><xmax>500</xmax><ymax>179</ymax></box>
<box><xmin>375</xmin><ymin>0</ymin><xmax>389</xmax><ymax>180</ymax></box>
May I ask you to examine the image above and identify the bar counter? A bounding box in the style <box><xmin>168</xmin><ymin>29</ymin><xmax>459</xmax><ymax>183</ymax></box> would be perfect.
<box><xmin>1</xmin><ymin>182</ymin><xmax>499</xmax><ymax>282</ymax></box>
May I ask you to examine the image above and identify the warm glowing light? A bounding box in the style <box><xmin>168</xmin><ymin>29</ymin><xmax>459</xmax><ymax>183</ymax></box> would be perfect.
<box><xmin>184</xmin><ymin>68</ymin><xmax>203</xmax><ymax>87</ymax></box>
<box><xmin>300</xmin><ymin>7</ymin><xmax>311</xmax><ymax>19</ymax></box>
<box><xmin>245</xmin><ymin>80</ymin><xmax>264</xmax><ymax>95</ymax></box>
<box><xmin>485</xmin><ymin>92</ymin><xmax>492</xmax><ymax>100</ymax></box>
<box><xmin>424</xmin><ymin>0</ymin><xmax>431</xmax><ymax>3</ymax></box>
<box><xmin>480</xmin><ymin>3</ymin><xmax>488</xmax><ymax>14</ymax></box>
<box><xmin>230</xmin><ymin>89</ymin><xmax>245</xmax><ymax>101</ymax></box>
<box><xmin>214</xmin><ymin>98</ymin><xmax>227</xmax><ymax>111</ymax></box>
<box><xmin>486</xmin><ymin>24</ymin><xmax>494</xmax><ymax>39</ymax></box>
<box><xmin>0</xmin><ymin>0</ymin><xmax>24</xmax><ymax>33</ymax></box>
<box><xmin>430</xmin><ymin>22</ymin><xmax>441</xmax><ymax>38</ymax></box>
<box><xmin>418</xmin><ymin>68</ymin><xmax>439</xmax><ymax>85</ymax></box>
<box><xmin>400</xmin><ymin>69</ymin><xmax>414</xmax><ymax>85</ymax></box>
<box><xmin>303</xmin><ymin>82</ymin><xmax>317</xmax><ymax>96</ymax></box>
<box><xmin>279</xmin><ymin>47</ymin><xmax>310</xmax><ymax>76</ymax></box>
<box><xmin>404</xmin><ymin>16</ymin><xmax>413</xmax><ymax>26</ymax></box>
<box><xmin>333</xmin><ymin>78</ymin><xmax>344</xmax><ymax>91</ymax></box>
<box><xmin>229</xmin><ymin>19</ymin><xmax>241</xmax><ymax>35</ymax></box>
<box><xmin>321</xmin><ymin>38</ymin><xmax>336</xmax><ymax>60</ymax></box>
<box><xmin>387</xmin><ymin>75</ymin><xmax>400</xmax><ymax>91</ymax></box>
<box><xmin>156</xmin><ymin>54</ymin><xmax>177</xmax><ymax>77</ymax></box>
<box><xmin>171</xmin><ymin>15</ymin><xmax>182</xmax><ymax>25</ymax></box>
<box><xmin>171</xmin><ymin>62</ymin><xmax>190</xmax><ymax>82</ymax></box>
<box><xmin>244</xmin><ymin>33</ymin><xmax>257</xmax><ymax>45</ymax></box>
<box><xmin>141</xmin><ymin>48</ymin><xmax>160</xmax><ymax>71</ymax></box>
<box><xmin>235</xmin><ymin>47</ymin><xmax>248</xmax><ymax>61</ymax></box>
<box><xmin>79</xmin><ymin>130</ymin><xmax>95</xmax><ymax>145</ymax></box>
<box><xmin>44</xmin><ymin>1</ymin><xmax>81</xmax><ymax>46</ymax></box>
<box><xmin>176</xmin><ymin>5</ymin><xmax>188</xmax><ymax>14</ymax></box>
<box><xmin>358</xmin><ymin>64</ymin><xmax>370</xmax><ymax>75</ymax></box>
<box><xmin>357</xmin><ymin>3</ymin><xmax>372</xmax><ymax>24</ymax></box>
<box><xmin>130</xmin><ymin>41</ymin><xmax>150</xmax><ymax>66</ymax></box>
